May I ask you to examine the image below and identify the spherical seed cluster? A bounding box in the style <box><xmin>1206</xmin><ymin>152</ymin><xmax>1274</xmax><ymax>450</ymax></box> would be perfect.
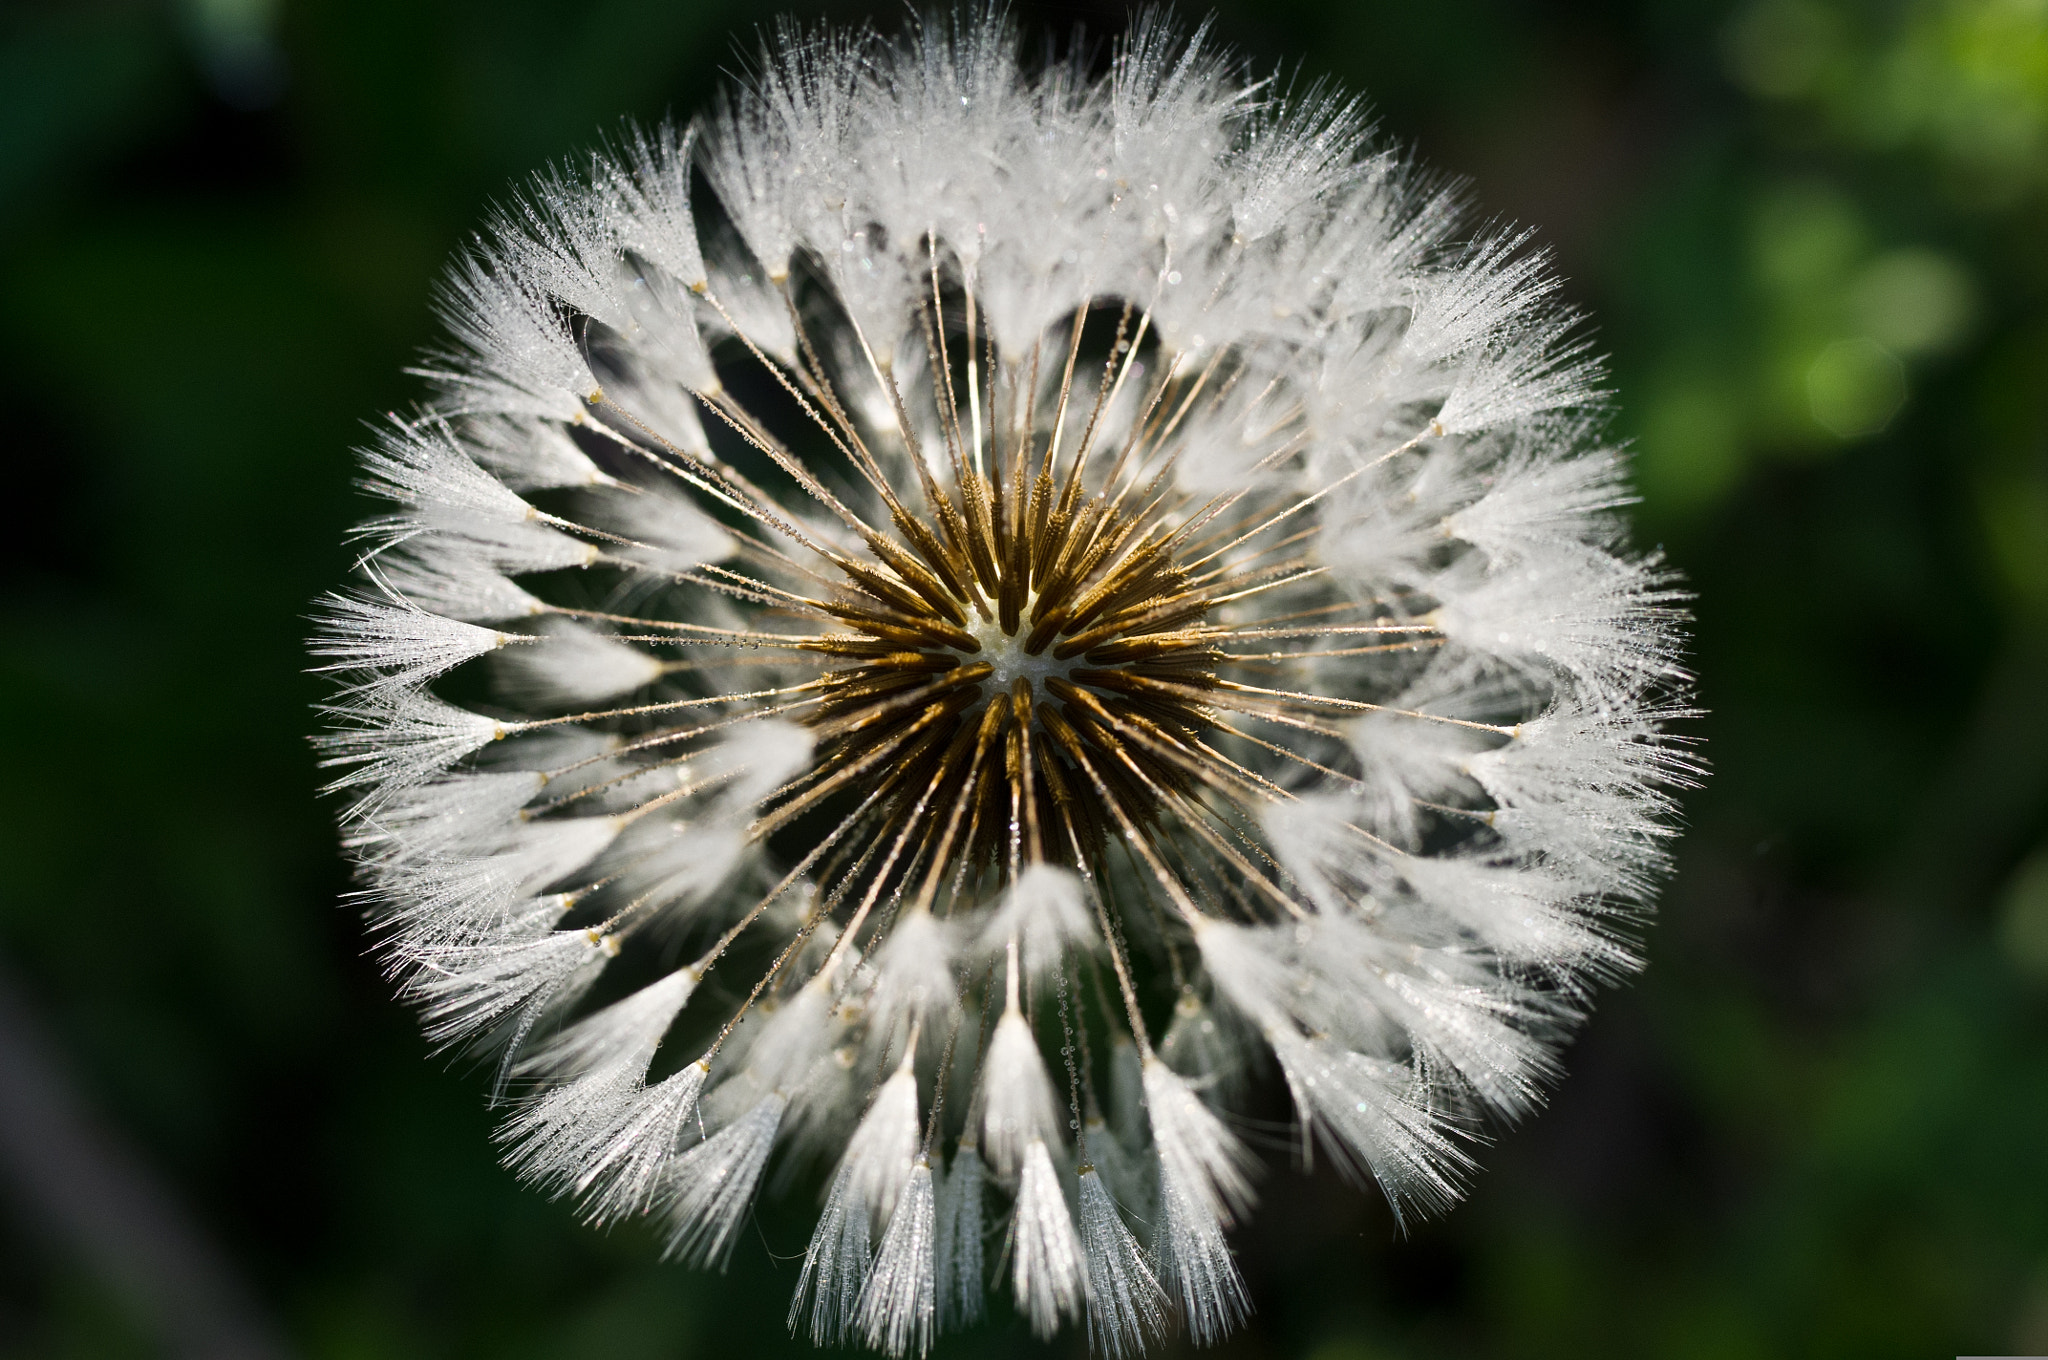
<box><xmin>312</xmin><ymin>13</ymin><xmax>1695</xmax><ymax>1357</ymax></box>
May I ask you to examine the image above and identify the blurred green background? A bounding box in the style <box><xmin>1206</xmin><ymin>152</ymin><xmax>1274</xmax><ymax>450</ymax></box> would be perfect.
<box><xmin>2</xmin><ymin>0</ymin><xmax>2044</xmax><ymax>1356</ymax></box>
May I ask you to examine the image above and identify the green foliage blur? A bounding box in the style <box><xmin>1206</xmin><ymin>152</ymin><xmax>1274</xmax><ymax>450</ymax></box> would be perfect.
<box><xmin>1</xmin><ymin>0</ymin><xmax>2044</xmax><ymax>1356</ymax></box>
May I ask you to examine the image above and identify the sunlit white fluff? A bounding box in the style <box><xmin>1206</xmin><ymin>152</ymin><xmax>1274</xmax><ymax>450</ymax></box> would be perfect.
<box><xmin>1008</xmin><ymin>1137</ymin><xmax>1086</xmax><ymax>1338</ymax></box>
<box><xmin>793</xmin><ymin>1063</ymin><xmax>922</xmax><ymax>1344</ymax></box>
<box><xmin>409</xmin><ymin>928</ymin><xmax>612</xmax><ymax>1064</ymax></box>
<box><xmin>1077</xmin><ymin>1162</ymin><xmax>1166</xmax><ymax>1359</ymax></box>
<box><xmin>857</xmin><ymin>1159</ymin><xmax>938</xmax><ymax>1358</ymax></box>
<box><xmin>347</xmin><ymin>769</ymin><xmax>545</xmax><ymax>864</ymax></box>
<box><xmin>591</xmin><ymin>481</ymin><xmax>736</xmax><ymax>572</ymax></box>
<box><xmin>501</xmin><ymin>967</ymin><xmax>699</xmax><ymax>1193</ymax></box>
<box><xmin>1441</xmin><ymin>442</ymin><xmax>1633</xmax><ymax>563</ymax></box>
<box><xmin>469</xmin><ymin>412</ymin><xmax>618</xmax><ymax>491</ymax></box>
<box><xmin>420</xmin><ymin>253</ymin><xmax>602</xmax><ymax>421</ymax></box>
<box><xmin>1141</xmin><ymin>1058</ymin><xmax>1254</xmax><ymax>1342</ymax></box>
<box><xmin>737</xmin><ymin>978</ymin><xmax>835</xmax><ymax>1098</ymax></box>
<box><xmin>317</xmin><ymin>690</ymin><xmax>505</xmax><ymax>815</ymax></box>
<box><xmin>1153</xmin><ymin>1171</ymin><xmax>1249</xmax><ymax>1346</ymax></box>
<box><xmin>975</xmin><ymin>865</ymin><xmax>1095</xmax><ymax>982</ymax></box>
<box><xmin>661</xmin><ymin>1090</ymin><xmax>787</xmax><ymax>1268</ymax></box>
<box><xmin>1080</xmin><ymin>1108</ymin><xmax>1154</xmax><ymax>1221</ymax></box>
<box><xmin>1140</xmin><ymin>1058</ymin><xmax>1255</xmax><ymax>1227</ymax></box>
<box><xmin>1196</xmin><ymin>913</ymin><xmax>1555</xmax><ymax>1119</ymax></box>
<box><xmin>381</xmin><ymin>813</ymin><xmax>622</xmax><ymax>947</ymax></box>
<box><xmin>866</xmin><ymin>909</ymin><xmax>962</xmax><ymax>1036</ymax></box>
<box><xmin>978</xmin><ymin>1002</ymin><xmax>1062</xmax><ymax>1180</ymax></box>
<box><xmin>314</xmin><ymin>9</ymin><xmax>1694</xmax><ymax>1357</ymax></box>
<box><xmin>374</xmin><ymin>539</ymin><xmax>546</xmax><ymax>623</ymax></box>
<box><xmin>1267</xmin><ymin>1032</ymin><xmax>1473</xmax><ymax>1225</ymax></box>
<box><xmin>310</xmin><ymin>592</ymin><xmax>516</xmax><ymax>697</ymax></box>
<box><xmin>1430</xmin><ymin>546</ymin><xmax>1686</xmax><ymax>701</ymax></box>
<box><xmin>494</xmin><ymin>617</ymin><xmax>665</xmax><ymax>708</ymax></box>
<box><xmin>572</xmin><ymin>1060</ymin><xmax>709</xmax><ymax>1224</ymax></box>
<box><xmin>354</xmin><ymin>420</ymin><xmax>600</xmax><ymax>570</ymax></box>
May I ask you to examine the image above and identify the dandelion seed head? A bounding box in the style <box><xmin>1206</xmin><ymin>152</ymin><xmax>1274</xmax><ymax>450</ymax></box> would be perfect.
<box><xmin>312</xmin><ymin>9</ymin><xmax>1694</xmax><ymax>1352</ymax></box>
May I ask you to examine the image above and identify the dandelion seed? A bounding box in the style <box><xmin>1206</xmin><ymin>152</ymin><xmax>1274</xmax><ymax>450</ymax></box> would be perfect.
<box><xmin>661</xmin><ymin>1090</ymin><xmax>787</xmax><ymax>1269</ymax></box>
<box><xmin>933</xmin><ymin>1140</ymin><xmax>987</xmax><ymax>1331</ymax></box>
<box><xmin>313</xmin><ymin>9</ymin><xmax>1694</xmax><ymax>1353</ymax></box>
<box><xmin>1009</xmin><ymin>1136</ymin><xmax>1087</xmax><ymax>1337</ymax></box>
<box><xmin>793</xmin><ymin>1061</ymin><xmax>922</xmax><ymax>1345</ymax></box>
<box><xmin>857</xmin><ymin>1159</ymin><xmax>939</xmax><ymax>1358</ymax></box>
<box><xmin>1077</xmin><ymin>1159</ymin><xmax>1167</xmax><ymax>1359</ymax></box>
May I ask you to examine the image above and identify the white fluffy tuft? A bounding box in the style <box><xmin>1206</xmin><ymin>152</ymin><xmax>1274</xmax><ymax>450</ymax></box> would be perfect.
<box><xmin>975</xmin><ymin>865</ymin><xmax>1096</xmax><ymax>982</ymax></box>
<box><xmin>977</xmin><ymin>1008</ymin><xmax>1062</xmax><ymax>1181</ymax></box>
<box><xmin>1077</xmin><ymin>1164</ymin><xmax>1166</xmax><ymax>1360</ymax></box>
<box><xmin>659</xmin><ymin>1091</ymin><xmax>787</xmax><ymax>1268</ymax></box>
<box><xmin>1008</xmin><ymin>1138</ymin><xmax>1086</xmax><ymax>1338</ymax></box>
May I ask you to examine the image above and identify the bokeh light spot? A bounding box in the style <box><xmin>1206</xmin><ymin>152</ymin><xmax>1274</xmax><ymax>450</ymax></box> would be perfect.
<box><xmin>1807</xmin><ymin>338</ymin><xmax>1906</xmax><ymax>437</ymax></box>
<box><xmin>1998</xmin><ymin>851</ymin><xmax>2048</xmax><ymax>983</ymax></box>
<box><xmin>1851</xmin><ymin>249</ymin><xmax>1978</xmax><ymax>357</ymax></box>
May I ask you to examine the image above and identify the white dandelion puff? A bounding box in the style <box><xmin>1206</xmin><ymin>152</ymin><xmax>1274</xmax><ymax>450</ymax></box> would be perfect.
<box><xmin>1153</xmin><ymin>1162</ymin><xmax>1251</xmax><ymax>1345</ymax></box>
<box><xmin>866</xmin><ymin>909</ymin><xmax>963</xmax><ymax>1036</ymax></box>
<box><xmin>313</xmin><ymin>9</ymin><xmax>1694</xmax><ymax>1354</ymax></box>
<box><xmin>346</xmin><ymin>768</ymin><xmax>546</xmax><ymax>864</ymax></box>
<box><xmin>1265</xmin><ymin>1030</ymin><xmax>1474</xmax><ymax>1225</ymax></box>
<box><xmin>610</xmin><ymin>119</ymin><xmax>709</xmax><ymax>292</ymax></box>
<box><xmin>408</xmin><ymin>927</ymin><xmax>614</xmax><ymax>1061</ymax></box>
<box><xmin>315</xmin><ymin>689</ymin><xmax>505</xmax><ymax>812</ymax></box>
<box><xmin>413</xmin><ymin>257</ymin><xmax>598</xmax><ymax>421</ymax></box>
<box><xmin>1440</xmin><ymin>441</ymin><xmax>1634</xmax><ymax>563</ymax></box>
<box><xmin>1141</xmin><ymin>1058</ymin><xmax>1256</xmax><ymax>1229</ymax></box>
<box><xmin>1139</xmin><ymin>1057</ymin><xmax>1255</xmax><ymax>1341</ymax></box>
<box><xmin>586</xmin><ymin>481</ymin><xmax>737</xmax><ymax>574</ymax></box>
<box><xmin>469</xmin><ymin>412</ymin><xmax>619</xmax><ymax>491</ymax></box>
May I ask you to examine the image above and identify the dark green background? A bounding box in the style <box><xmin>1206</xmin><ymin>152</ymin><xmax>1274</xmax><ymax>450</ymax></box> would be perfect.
<box><xmin>2</xmin><ymin>0</ymin><xmax>2044</xmax><ymax>1356</ymax></box>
